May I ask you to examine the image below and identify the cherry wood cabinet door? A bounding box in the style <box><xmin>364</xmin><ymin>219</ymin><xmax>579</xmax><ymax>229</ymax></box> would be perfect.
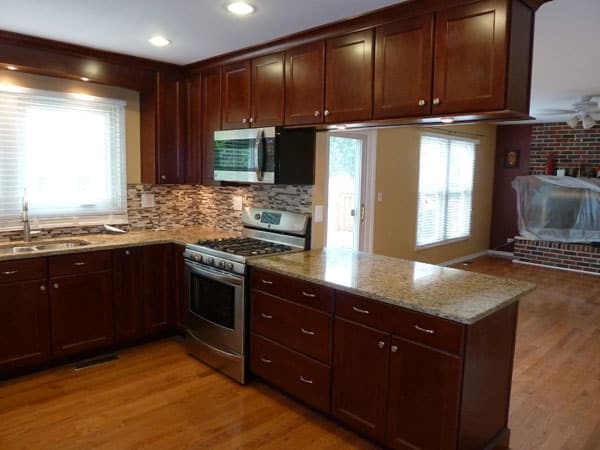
<box><xmin>285</xmin><ymin>41</ymin><xmax>325</xmax><ymax>125</ymax></box>
<box><xmin>112</xmin><ymin>247</ymin><xmax>144</xmax><ymax>344</ymax></box>
<box><xmin>222</xmin><ymin>60</ymin><xmax>251</xmax><ymax>129</ymax></box>
<box><xmin>325</xmin><ymin>29</ymin><xmax>374</xmax><ymax>123</ymax></box>
<box><xmin>374</xmin><ymin>14</ymin><xmax>434</xmax><ymax>119</ymax></box>
<box><xmin>156</xmin><ymin>70</ymin><xmax>185</xmax><ymax>184</ymax></box>
<box><xmin>432</xmin><ymin>0</ymin><xmax>508</xmax><ymax>114</ymax></box>
<box><xmin>142</xmin><ymin>244</ymin><xmax>174</xmax><ymax>335</ymax></box>
<box><xmin>251</xmin><ymin>52</ymin><xmax>284</xmax><ymax>127</ymax></box>
<box><xmin>201</xmin><ymin>67</ymin><xmax>222</xmax><ymax>185</ymax></box>
<box><xmin>0</xmin><ymin>280</ymin><xmax>50</xmax><ymax>372</ymax></box>
<box><xmin>185</xmin><ymin>73</ymin><xmax>202</xmax><ymax>184</ymax></box>
<box><xmin>50</xmin><ymin>271</ymin><xmax>113</xmax><ymax>358</ymax></box>
<box><xmin>386</xmin><ymin>337</ymin><xmax>461</xmax><ymax>450</ymax></box>
<box><xmin>331</xmin><ymin>317</ymin><xmax>389</xmax><ymax>444</ymax></box>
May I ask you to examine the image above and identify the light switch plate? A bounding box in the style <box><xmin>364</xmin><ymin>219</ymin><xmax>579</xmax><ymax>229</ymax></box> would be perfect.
<box><xmin>377</xmin><ymin>192</ymin><xmax>383</xmax><ymax>202</ymax></box>
<box><xmin>233</xmin><ymin>196</ymin><xmax>243</xmax><ymax>211</ymax></box>
<box><xmin>314</xmin><ymin>205</ymin><xmax>324</xmax><ymax>223</ymax></box>
<box><xmin>141</xmin><ymin>193</ymin><xmax>155</xmax><ymax>208</ymax></box>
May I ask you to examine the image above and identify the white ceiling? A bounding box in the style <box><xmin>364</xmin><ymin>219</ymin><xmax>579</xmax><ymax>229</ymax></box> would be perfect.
<box><xmin>1</xmin><ymin>0</ymin><xmax>599</xmax><ymax>124</ymax></box>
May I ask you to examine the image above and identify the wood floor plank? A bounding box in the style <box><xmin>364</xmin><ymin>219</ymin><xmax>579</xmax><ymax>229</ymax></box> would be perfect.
<box><xmin>2</xmin><ymin>256</ymin><xmax>600</xmax><ymax>449</ymax></box>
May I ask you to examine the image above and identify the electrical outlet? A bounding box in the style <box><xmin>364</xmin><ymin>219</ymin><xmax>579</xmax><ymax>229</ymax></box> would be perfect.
<box><xmin>141</xmin><ymin>193</ymin><xmax>155</xmax><ymax>208</ymax></box>
<box><xmin>233</xmin><ymin>196</ymin><xmax>243</xmax><ymax>211</ymax></box>
<box><xmin>314</xmin><ymin>205</ymin><xmax>324</xmax><ymax>223</ymax></box>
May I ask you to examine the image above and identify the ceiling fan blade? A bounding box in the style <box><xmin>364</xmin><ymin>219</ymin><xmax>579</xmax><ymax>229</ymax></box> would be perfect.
<box><xmin>589</xmin><ymin>112</ymin><xmax>600</xmax><ymax>121</ymax></box>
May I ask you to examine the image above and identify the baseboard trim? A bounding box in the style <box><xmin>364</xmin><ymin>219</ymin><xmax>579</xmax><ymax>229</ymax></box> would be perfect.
<box><xmin>487</xmin><ymin>250</ymin><xmax>514</xmax><ymax>260</ymax></box>
<box><xmin>513</xmin><ymin>259</ymin><xmax>600</xmax><ymax>276</ymax></box>
<box><xmin>440</xmin><ymin>251</ymin><xmax>489</xmax><ymax>267</ymax></box>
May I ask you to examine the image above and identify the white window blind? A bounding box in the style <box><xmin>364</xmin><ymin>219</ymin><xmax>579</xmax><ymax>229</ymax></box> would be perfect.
<box><xmin>416</xmin><ymin>133</ymin><xmax>476</xmax><ymax>248</ymax></box>
<box><xmin>0</xmin><ymin>87</ymin><xmax>127</xmax><ymax>230</ymax></box>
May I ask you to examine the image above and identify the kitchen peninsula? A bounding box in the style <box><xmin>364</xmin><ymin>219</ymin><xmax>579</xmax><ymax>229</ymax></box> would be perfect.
<box><xmin>249</xmin><ymin>248</ymin><xmax>534</xmax><ymax>450</ymax></box>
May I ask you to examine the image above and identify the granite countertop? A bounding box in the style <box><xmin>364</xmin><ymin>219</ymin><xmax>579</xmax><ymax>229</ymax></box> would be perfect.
<box><xmin>248</xmin><ymin>248</ymin><xmax>535</xmax><ymax>325</ymax></box>
<box><xmin>0</xmin><ymin>226</ymin><xmax>238</xmax><ymax>261</ymax></box>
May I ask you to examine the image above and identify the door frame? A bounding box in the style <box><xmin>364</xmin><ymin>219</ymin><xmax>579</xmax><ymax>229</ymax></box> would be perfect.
<box><xmin>325</xmin><ymin>129</ymin><xmax>377</xmax><ymax>253</ymax></box>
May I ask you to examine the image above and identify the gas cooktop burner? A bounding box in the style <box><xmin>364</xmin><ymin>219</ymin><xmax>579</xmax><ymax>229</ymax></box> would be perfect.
<box><xmin>196</xmin><ymin>237</ymin><xmax>293</xmax><ymax>257</ymax></box>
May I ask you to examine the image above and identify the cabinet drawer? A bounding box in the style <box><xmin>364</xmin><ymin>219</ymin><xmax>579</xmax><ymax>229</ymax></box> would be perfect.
<box><xmin>0</xmin><ymin>258</ymin><xmax>47</xmax><ymax>283</ymax></box>
<box><xmin>335</xmin><ymin>291</ymin><xmax>464</xmax><ymax>355</ymax></box>
<box><xmin>49</xmin><ymin>250</ymin><xmax>111</xmax><ymax>277</ymax></box>
<box><xmin>250</xmin><ymin>333</ymin><xmax>331</xmax><ymax>414</ymax></box>
<box><xmin>251</xmin><ymin>268</ymin><xmax>333</xmax><ymax>313</ymax></box>
<box><xmin>252</xmin><ymin>290</ymin><xmax>332</xmax><ymax>364</ymax></box>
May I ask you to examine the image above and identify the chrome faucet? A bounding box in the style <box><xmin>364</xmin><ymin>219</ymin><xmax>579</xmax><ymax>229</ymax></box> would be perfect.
<box><xmin>22</xmin><ymin>197</ymin><xmax>31</xmax><ymax>242</ymax></box>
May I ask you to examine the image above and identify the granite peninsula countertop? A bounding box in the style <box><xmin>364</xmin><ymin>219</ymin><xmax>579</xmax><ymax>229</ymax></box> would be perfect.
<box><xmin>0</xmin><ymin>226</ymin><xmax>238</xmax><ymax>262</ymax></box>
<box><xmin>248</xmin><ymin>248</ymin><xmax>535</xmax><ymax>324</ymax></box>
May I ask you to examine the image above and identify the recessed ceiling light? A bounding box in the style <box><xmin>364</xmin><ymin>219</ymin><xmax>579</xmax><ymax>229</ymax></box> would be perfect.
<box><xmin>226</xmin><ymin>2</ymin><xmax>255</xmax><ymax>15</ymax></box>
<box><xmin>80</xmin><ymin>77</ymin><xmax>90</xmax><ymax>82</ymax></box>
<box><xmin>148</xmin><ymin>36</ymin><xmax>171</xmax><ymax>47</ymax></box>
<box><xmin>6</xmin><ymin>65</ymin><xmax>17</xmax><ymax>71</ymax></box>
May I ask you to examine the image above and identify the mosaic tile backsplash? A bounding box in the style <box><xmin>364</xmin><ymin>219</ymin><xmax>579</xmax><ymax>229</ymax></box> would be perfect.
<box><xmin>0</xmin><ymin>184</ymin><xmax>313</xmax><ymax>242</ymax></box>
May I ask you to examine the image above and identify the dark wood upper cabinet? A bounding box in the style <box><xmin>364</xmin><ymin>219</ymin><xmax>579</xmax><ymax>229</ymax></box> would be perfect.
<box><xmin>221</xmin><ymin>60</ymin><xmax>251</xmax><ymax>129</ymax></box>
<box><xmin>251</xmin><ymin>52</ymin><xmax>284</xmax><ymax>128</ymax></box>
<box><xmin>432</xmin><ymin>0</ymin><xmax>509</xmax><ymax>115</ymax></box>
<box><xmin>325</xmin><ymin>29</ymin><xmax>374</xmax><ymax>123</ymax></box>
<box><xmin>373</xmin><ymin>14</ymin><xmax>434</xmax><ymax>119</ymax></box>
<box><xmin>201</xmin><ymin>67</ymin><xmax>222</xmax><ymax>185</ymax></box>
<box><xmin>284</xmin><ymin>41</ymin><xmax>325</xmax><ymax>125</ymax></box>
<box><xmin>185</xmin><ymin>73</ymin><xmax>202</xmax><ymax>184</ymax></box>
<box><xmin>156</xmin><ymin>70</ymin><xmax>185</xmax><ymax>184</ymax></box>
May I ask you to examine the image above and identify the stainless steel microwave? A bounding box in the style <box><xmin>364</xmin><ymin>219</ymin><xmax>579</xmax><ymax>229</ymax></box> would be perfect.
<box><xmin>213</xmin><ymin>126</ymin><xmax>315</xmax><ymax>184</ymax></box>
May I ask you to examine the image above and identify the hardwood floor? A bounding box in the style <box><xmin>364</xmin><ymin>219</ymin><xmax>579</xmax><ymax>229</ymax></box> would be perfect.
<box><xmin>1</xmin><ymin>256</ymin><xmax>599</xmax><ymax>449</ymax></box>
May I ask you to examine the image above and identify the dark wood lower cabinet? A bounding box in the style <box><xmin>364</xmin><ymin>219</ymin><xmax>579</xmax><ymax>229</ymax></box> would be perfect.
<box><xmin>143</xmin><ymin>244</ymin><xmax>174</xmax><ymax>335</ymax></box>
<box><xmin>386</xmin><ymin>338</ymin><xmax>461</xmax><ymax>450</ymax></box>
<box><xmin>113</xmin><ymin>247</ymin><xmax>144</xmax><ymax>343</ymax></box>
<box><xmin>0</xmin><ymin>280</ymin><xmax>50</xmax><ymax>372</ymax></box>
<box><xmin>331</xmin><ymin>317</ymin><xmax>390</xmax><ymax>444</ymax></box>
<box><xmin>50</xmin><ymin>270</ymin><xmax>113</xmax><ymax>358</ymax></box>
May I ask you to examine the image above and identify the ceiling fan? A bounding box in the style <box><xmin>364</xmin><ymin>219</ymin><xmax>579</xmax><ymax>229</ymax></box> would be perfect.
<box><xmin>540</xmin><ymin>95</ymin><xmax>600</xmax><ymax>129</ymax></box>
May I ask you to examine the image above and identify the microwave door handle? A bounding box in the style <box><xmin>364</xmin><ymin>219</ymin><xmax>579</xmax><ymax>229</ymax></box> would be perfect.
<box><xmin>254</xmin><ymin>129</ymin><xmax>263</xmax><ymax>182</ymax></box>
<box><xmin>260</xmin><ymin>130</ymin><xmax>267</xmax><ymax>181</ymax></box>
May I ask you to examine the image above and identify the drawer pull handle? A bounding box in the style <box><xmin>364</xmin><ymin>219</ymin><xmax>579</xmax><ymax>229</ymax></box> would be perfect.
<box><xmin>415</xmin><ymin>324</ymin><xmax>435</xmax><ymax>334</ymax></box>
<box><xmin>352</xmin><ymin>306</ymin><xmax>370</xmax><ymax>315</ymax></box>
<box><xmin>261</xmin><ymin>313</ymin><xmax>273</xmax><ymax>319</ymax></box>
<box><xmin>2</xmin><ymin>270</ymin><xmax>18</xmax><ymax>275</ymax></box>
<box><xmin>299</xmin><ymin>376</ymin><xmax>313</xmax><ymax>384</ymax></box>
<box><xmin>301</xmin><ymin>291</ymin><xmax>316</xmax><ymax>298</ymax></box>
<box><xmin>391</xmin><ymin>345</ymin><xmax>398</xmax><ymax>353</ymax></box>
<box><xmin>301</xmin><ymin>328</ymin><xmax>315</xmax><ymax>336</ymax></box>
<box><xmin>261</xmin><ymin>279</ymin><xmax>273</xmax><ymax>285</ymax></box>
<box><xmin>378</xmin><ymin>341</ymin><xmax>385</xmax><ymax>349</ymax></box>
<box><xmin>260</xmin><ymin>357</ymin><xmax>271</xmax><ymax>364</ymax></box>
<box><xmin>74</xmin><ymin>262</ymin><xmax>87</xmax><ymax>266</ymax></box>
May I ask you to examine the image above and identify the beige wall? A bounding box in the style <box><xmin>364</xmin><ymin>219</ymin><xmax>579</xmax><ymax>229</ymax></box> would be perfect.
<box><xmin>313</xmin><ymin>124</ymin><xmax>497</xmax><ymax>264</ymax></box>
<box><xmin>0</xmin><ymin>70</ymin><xmax>141</xmax><ymax>183</ymax></box>
<box><xmin>311</xmin><ymin>132</ymin><xmax>328</xmax><ymax>249</ymax></box>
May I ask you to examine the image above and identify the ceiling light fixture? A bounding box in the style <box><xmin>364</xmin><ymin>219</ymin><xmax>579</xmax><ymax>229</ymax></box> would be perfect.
<box><xmin>6</xmin><ymin>65</ymin><xmax>17</xmax><ymax>71</ymax></box>
<box><xmin>148</xmin><ymin>36</ymin><xmax>171</xmax><ymax>47</ymax></box>
<box><xmin>226</xmin><ymin>1</ymin><xmax>255</xmax><ymax>15</ymax></box>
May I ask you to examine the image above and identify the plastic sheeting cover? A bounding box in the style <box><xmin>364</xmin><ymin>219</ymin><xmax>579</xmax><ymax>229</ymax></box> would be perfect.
<box><xmin>512</xmin><ymin>175</ymin><xmax>600</xmax><ymax>242</ymax></box>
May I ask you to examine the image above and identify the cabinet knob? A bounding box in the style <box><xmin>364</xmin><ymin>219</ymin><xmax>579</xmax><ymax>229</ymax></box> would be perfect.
<box><xmin>314</xmin><ymin>110</ymin><xmax>320</xmax><ymax>117</ymax></box>
<box><xmin>418</xmin><ymin>99</ymin><xmax>426</xmax><ymax>107</ymax></box>
<box><xmin>249</xmin><ymin>117</ymin><xmax>254</xmax><ymax>124</ymax></box>
<box><xmin>391</xmin><ymin>345</ymin><xmax>398</xmax><ymax>353</ymax></box>
<box><xmin>40</xmin><ymin>284</ymin><xmax>46</xmax><ymax>291</ymax></box>
<box><xmin>323</xmin><ymin>109</ymin><xmax>330</xmax><ymax>117</ymax></box>
<box><xmin>160</xmin><ymin>175</ymin><xmax>167</xmax><ymax>181</ymax></box>
<box><xmin>53</xmin><ymin>283</ymin><xmax>59</xmax><ymax>289</ymax></box>
<box><xmin>432</xmin><ymin>98</ymin><xmax>440</xmax><ymax>105</ymax></box>
<box><xmin>125</xmin><ymin>250</ymin><xmax>131</xmax><ymax>256</ymax></box>
<box><xmin>378</xmin><ymin>341</ymin><xmax>385</xmax><ymax>349</ymax></box>
<box><xmin>242</xmin><ymin>118</ymin><xmax>247</xmax><ymax>124</ymax></box>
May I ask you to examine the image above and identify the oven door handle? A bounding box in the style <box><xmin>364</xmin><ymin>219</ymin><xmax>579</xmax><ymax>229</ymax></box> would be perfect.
<box><xmin>185</xmin><ymin>261</ymin><xmax>244</xmax><ymax>287</ymax></box>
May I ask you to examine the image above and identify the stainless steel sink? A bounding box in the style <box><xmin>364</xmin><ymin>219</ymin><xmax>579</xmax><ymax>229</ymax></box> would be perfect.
<box><xmin>0</xmin><ymin>239</ymin><xmax>91</xmax><ymax>255</ymax></box>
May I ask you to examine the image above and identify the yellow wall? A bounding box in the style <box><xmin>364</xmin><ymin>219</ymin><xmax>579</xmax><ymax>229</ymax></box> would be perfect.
<box><xmin>311</xmin><ymin>132</ymin><xmax>328</xmax><ymax>249</ymax></box>
<box><xmin>313</xmin><ymin>124</ymin><xmax>497</xmax><ymax>264</ymax></box>
<box><xmin>0</xmin><ymin>70</ymin><xmax>141</xmax><ymax>183</ymax></box>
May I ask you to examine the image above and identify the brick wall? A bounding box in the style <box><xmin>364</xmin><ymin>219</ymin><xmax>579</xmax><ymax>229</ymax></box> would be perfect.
<box><xmin>529</xmin><ymin>123</ymin><xmax>600</xmax><ymax>176</ymax></box>
<box><xmin>514</xmin><ymin>238</ymin><xmax>600</xmax><ymax>275</ymax></box>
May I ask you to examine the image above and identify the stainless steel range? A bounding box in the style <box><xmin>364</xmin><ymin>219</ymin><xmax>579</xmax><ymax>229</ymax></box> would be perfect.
<box><xmin>182</xmin><ymin>207</ymin><xmax>311</xmax><ymax>384</ymax></box>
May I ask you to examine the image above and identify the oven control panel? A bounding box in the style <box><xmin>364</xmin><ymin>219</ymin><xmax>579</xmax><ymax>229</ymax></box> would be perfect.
<box><xmin>183</xmin><ymin>249</ymin><xmax>245</xmax><ymax>275</ymax></box>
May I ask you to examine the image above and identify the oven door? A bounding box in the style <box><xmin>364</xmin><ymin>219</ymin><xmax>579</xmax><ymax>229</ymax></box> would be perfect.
<box><xmin>184</xmin><ymin>260</ymin><xmax>245</xmax><ymax>355</ymax></box>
